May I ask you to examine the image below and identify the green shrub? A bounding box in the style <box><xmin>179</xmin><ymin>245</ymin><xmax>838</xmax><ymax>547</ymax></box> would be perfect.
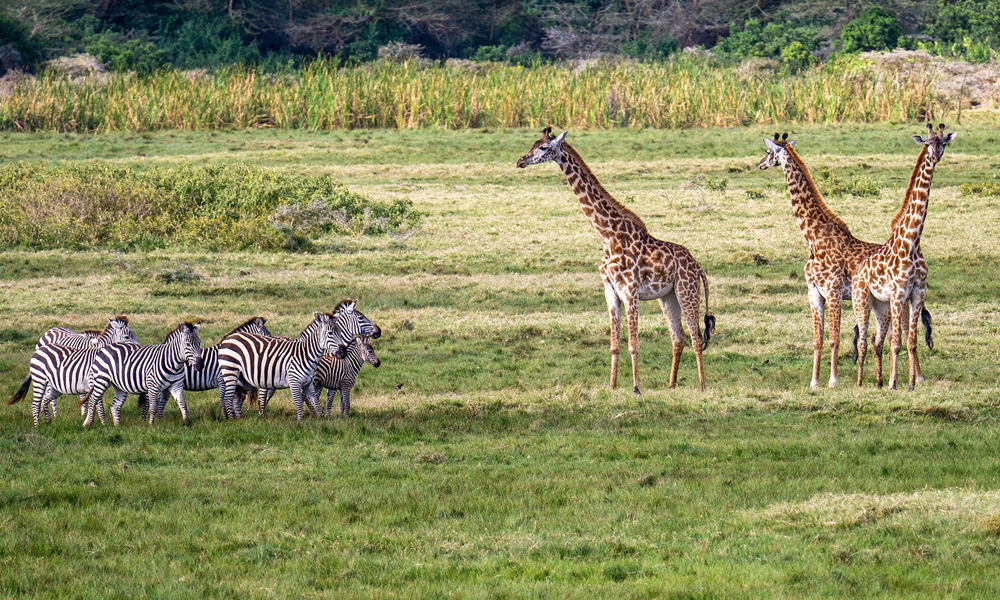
<box><xmin>960</xmin><ymin>182</ymin><xmax>1000</xmax><ymax>196</ymax></box>
<box><xmin>714</xmin><ymin>18</ymin><xmax>820</xmax><ymax>61</ymax></box>
<box><xmin>816</xmin><ymin>169</ymin><xmax>882</xmax><ymax>197</ymax></box>
<box><xmin>0</xmin><ymin>11</ymin><xmax>47</xmax><ymax>73</ymax></box>
<box><xmin>0</xmin><ymin>163</ymin><xmax>420</xmax><ymax>251</ymax></box>
<box><xmin>85</xmin><ymin>34</ymin><xmax>166</xmax><ymax>75</ymax></box>
<box><xmin>929</xmin><ymin>0</ymin><xmax>1000</xmax><ymax>49</ymax></box>
<box><xmin>471</xmin><ymin>45</ymin><xmax>508</xmax><ymax>62</ymax></box>
<box><xmin>841</xmin><ymin>7</ymin><xmax>902</xmax><ymax>53</ymax></box>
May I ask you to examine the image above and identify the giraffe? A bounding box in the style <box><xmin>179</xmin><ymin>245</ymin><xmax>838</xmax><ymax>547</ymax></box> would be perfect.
<box><xmin>852</xmin><ymin>124</ymin><xmax>955</xmax><ymax>390</ymax></box>
<box><xmin>759</xmin><ymin>132</ymin><xmax>933</xmax><ymax>388</ymax></box>
<box><xmin>517</xmin><ymin>128</ymin><xmax>715</xmax><ymax>392</ymax></box>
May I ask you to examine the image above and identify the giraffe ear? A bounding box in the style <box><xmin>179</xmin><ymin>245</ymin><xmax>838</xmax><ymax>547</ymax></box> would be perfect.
<box><xmin>552</xmin><ymin>131</ymin><xmax>567</xmax><ymax>146</ymax></box>
<box><xmin>942</xmin><ymin>132</ymin><xmax>957</xmax><ymax>144</ymax></box>
<box><xmin>786</xmin><ymin>139</ymin><xmax>796</xmax><ymax>148</ymax></box>
<box><xmin>763</xmin><ymin>138</ymin><xmax>779</xmax><ymax>151</ymax></box>
<box><xmin>912</xmin><ymin>135</ymin><xmax>926</xmax><ymax>144</ymax></box>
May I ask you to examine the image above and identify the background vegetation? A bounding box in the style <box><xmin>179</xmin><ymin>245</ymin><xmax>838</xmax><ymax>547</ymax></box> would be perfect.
<box><xmin>2</xmin><ymin>120</ymin><xmax>1000</xmax><ymax>596</ymax></box>
<box><xmin>3</xmin><ymin>0</ymin><xmax>1000</xmax><ymax>73</ymax></box>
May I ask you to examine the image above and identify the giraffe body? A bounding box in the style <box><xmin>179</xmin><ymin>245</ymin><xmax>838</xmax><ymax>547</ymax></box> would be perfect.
<box><xmin>760</xmin><ymin>135</ymin><xmax>930</xmax><ymax>388</ymax></box>
<box><xmin>852</xmin><ymin>125</ymin><xmax>955</xmax><ymax>390</ymax></box>
<box><xmin>518</xmin><ymin>129</ymin><xmax>714</xmax><ymax>392</ymax></box>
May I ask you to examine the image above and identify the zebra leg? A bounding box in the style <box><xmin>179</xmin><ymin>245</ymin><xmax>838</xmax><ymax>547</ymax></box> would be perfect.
<box><xmin>303</xmin><ymin>383</ymin><xmax>320</xmax><ymax>418</ymax></box>
<box><xmin>340</xmin><ymin>385</ymin><xmax>351</xmax><ymax>418</ymax></box>
<box><xmin>169</xmin><ymin>383</ymin><xmax>191</xmax><ymax>426</ymax></box>
<box><xmin>152</xmin><ymin>389</ymin><xmax>170</xmax><ymax>423</ymax></box>
<box><xmin>259</xmin><ymin>389</ymin><xmax>275</xmax><ymax>417</ymax></box>
<box><xmin>326</xmin><ymin>388</ymin><xmax>336</xmax><ymax>418</ymax></box>
<box><xmin>220</xmin><ymin>373</ymin><xmax>241</xmax><ymax>419</ymax></box>
<box><xmin>110</xmin><ymin>390</ymin><xmax>129</xmax><ymax>426</ymax></box>
<box><xmin>138</xmin><ymin>392</ymin><xmax>149</xmax><ymax>422</ymax></box>
<box><xmin>31</xmin><ymin>381</ymin><xmax>48</xmax><ymax>428</ymax></box>
<box><xmin>83</xmin><ymin>378</ymin><xmax>110</xmax><ymax>427</ymax></box>
<box><xmin>290</xmin><ymin>383</ymin><xmax>306</xmax><ymax>422</ymax></box>
<box><xmin>48</xmin><ymin>394</ymin><xmax>58</xmax><ymax>420</ymax></box>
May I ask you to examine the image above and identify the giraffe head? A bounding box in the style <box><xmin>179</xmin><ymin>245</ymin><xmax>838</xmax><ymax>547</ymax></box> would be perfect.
<box><xmin>912</xmin><ymin>123</ymin><xmax>956</xmax><ymax>164</ymax></box>
<box><xmin>516</xmin><ymin>127</ymin><xmax>568</xmax><ymax>168</ymax></box>
<box><xmin>759</xmin><ymin>132</ymin><xmax>795</xmax><ymax>170</ymax></box>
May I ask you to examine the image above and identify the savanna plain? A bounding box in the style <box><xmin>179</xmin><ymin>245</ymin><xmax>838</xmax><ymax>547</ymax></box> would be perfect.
<box><xmin>2</xmin><ymin>118</ymin><xmax>1000</xmax><ymax>599</ymax></box>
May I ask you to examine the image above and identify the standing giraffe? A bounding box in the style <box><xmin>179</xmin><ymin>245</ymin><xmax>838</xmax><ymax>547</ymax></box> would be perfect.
<box><xmin>517</xmin><ymin>128</ymin><xmax>715</xmax><ymax>392</ymax></box>
<box><xmin>852</xmin><ymin>124</ymin><xmax>955</xmax><ymax>390</ymax></box>
<box><xmin>759</xmin><ymin>133</ymin><xmax>933</xmax><ymax>388</ymax></box>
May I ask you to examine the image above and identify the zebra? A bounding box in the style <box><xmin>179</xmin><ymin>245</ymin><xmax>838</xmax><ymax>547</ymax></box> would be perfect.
<box><xmin>8</xmin><ymin>317</ymin><xmax>139</xmax><ymax>427</ymax></box>
<box><xmin>218</xmin><ymin>311</ymin><xmax>343</xmax><ymax>421</ymax></box>
<box><xmin>134</xmin><ymin>315</ymin><xmax>273</xmax><ymax>421</ymax></box>
<box><xmin>309</xmin><ymin>336</ymin><xmax>381</xmax><ymax>417</ymax></box>
<box><xmin>81</xmin><ymin>322</ymin><xmax>203</xmax><ymax>427</ymax></box>
<box><xmin>36</xmin><ymin>327</ymin><xmax>102</xmax><ymax>350</ymax></box>
<box><xmin>244</xmin><ymin>299</ymin><xmax>382</xmax><ymax>417</ymax></box>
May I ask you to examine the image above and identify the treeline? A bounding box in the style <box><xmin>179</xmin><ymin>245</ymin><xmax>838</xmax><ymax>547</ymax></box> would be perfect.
<box><xmin>1</xmin><ymin>1</ymin><xmax>998</xmax><ymax>74</ymax></box>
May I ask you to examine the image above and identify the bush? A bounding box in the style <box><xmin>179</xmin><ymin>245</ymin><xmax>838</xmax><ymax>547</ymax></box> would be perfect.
<box><xmin>816</xmin><ymin>169</ymin><xmax>882</xmax><ymax>197</ymax></box>
<box><xmin>960</xmin><ymin>182</ymin><xmax>1000</xmax><ymax>196</ymax></box>
<box><xmin>714</xmin><ymin>18</ymin><xmax>820</xmax><ymax>62</ymax></box>
<box><xmin>841</xmin><ymin>7</ymin><xmax>902</xmax><ymax>53</ymax></box>
<box><xmin>0</xmin><ymin>11</ymin><xmax>46</xmax><ymax>74</ymax></box>
<box><xmin>85</xmin><ymin>34</ymin><xmax>166</xmax><ymax>75</ymax></box>
<box><xmin>472</xmin><ymin>45</ymin><xmax>508</xmax><ymax>62</ymax></box>
<box><xmin>0</xmin><ymin>163</ymin><xmax>421</xmax><ymax>251</ymax></box>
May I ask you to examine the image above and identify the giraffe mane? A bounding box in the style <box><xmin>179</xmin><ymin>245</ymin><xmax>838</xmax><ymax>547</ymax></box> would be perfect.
<box><xmin>561</xmin><ymin>143</ymin><xmax>648</xmax><ymax>233</ymax></box>
<box><xmin>891</xmin><ymin>145</ymin><xmax>929</xmax><ymax>232</ymax></box>
<box><xmin>784</xmin><ymin>145</ymin><xmax>852</xmax><ymax>235</ymax></box>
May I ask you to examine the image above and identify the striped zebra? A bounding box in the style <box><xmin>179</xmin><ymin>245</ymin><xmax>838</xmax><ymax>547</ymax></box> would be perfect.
<box><xmin>134</xmin><ymin>316</ymin><xmax>272</xmax><ymax>421</ymax></box>
<box><xmin>309</xmin><ymin>336</ymin><xmax>381</xmax><ymax>417</ymax></box>
<box><xmin>36</xmin><ymin>327</ymin><xmax>102</xmax><ymax>350</ymax></box>
<box><xmin>218</xmin><ymin>312</ymin><xmax>343</xmax><ymax>421</ymax></box>
<box><xmin>245</xmin><ymin>300</ymin><xmax>382</xmax><ymax>417</ymax></box>
<box><xmin>8</xmin><ymin>317</ymin><xmax>139</xmax><ymax>427</ymax></box>
<box><xmin>81</xmin><ymin>322</ymin><xmax>203</xmax><ymax>427</ymax></box>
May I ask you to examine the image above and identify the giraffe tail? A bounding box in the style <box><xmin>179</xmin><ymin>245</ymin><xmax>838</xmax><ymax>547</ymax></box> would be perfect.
<box><xmin>921</xmin><ymin>307</ymin><xmax>933</xmax><ymax>350</ymax></box>
<box><xmin>7</xmin><ymin>375</ymin><xmax>31</xmax><ymax>405</ymax></box>
<box><xmin>851</xmin><ymin>325</ymin><xmax>860</xmax><ymax>364</ymax></box>
<box><xmin>700</xmin><ymin>270</ymin><xmax>716</xmax><ymax>350</ymax></box>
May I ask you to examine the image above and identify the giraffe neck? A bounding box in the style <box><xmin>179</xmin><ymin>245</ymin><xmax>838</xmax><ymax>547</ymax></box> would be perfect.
<box><xmin>888</xmin><ymin>146</ymin><xmax>935</xmax><ymax>254</ymax></box>
<box><xmin>554</xmin><ymin>143</ymin><xmax>647</xmax><ymax>243</ymax></box>
<box><xmin>780</xmin><ymin>147</ymin><xmax>853</xmax><ymax>248</ymax></box>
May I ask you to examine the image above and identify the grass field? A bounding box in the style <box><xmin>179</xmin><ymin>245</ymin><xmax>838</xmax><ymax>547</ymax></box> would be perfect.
<box><xmin>2</xmin><ymin>116</ymin><xmax>1000</xmax><ymax>598</ymax></box>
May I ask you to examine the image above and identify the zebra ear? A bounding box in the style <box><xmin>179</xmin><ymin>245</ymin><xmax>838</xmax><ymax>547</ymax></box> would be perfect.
<box><xmin>345</xmin><ymin>300</ymin><xmax>357</xmax><ymax>313</ymax></box>
<box><xmin>193</xmin><ymin>322</ymin><xmax>201</xmax><ymax>333</ymax></box>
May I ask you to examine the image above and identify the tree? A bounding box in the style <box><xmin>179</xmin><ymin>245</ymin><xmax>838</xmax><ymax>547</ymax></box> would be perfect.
<box><xmin>840</xmin><ymin>5</ymin><xmax>902</xmax><ymax>52</ymax></box>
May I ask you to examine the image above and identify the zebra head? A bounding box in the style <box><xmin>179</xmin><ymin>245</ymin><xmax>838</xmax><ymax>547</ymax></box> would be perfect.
<box><xmin>314</xmin><ymin>311</ymin><xmax>347</xmax><ymax>359</ymax></box>
<box><xmin>102</xmin><ymin>316</ymin><xmax>140</xmax><ymax>345</ymax></box>
<box><xmin>361</xmin><ymin>337</ymin><xmax>381</xmax><ymax>369</ymax></box>
<box><xmin>168</xmin><ymin>321</ymin><xmax>204</xmax><ymax>371</ymax></box>
<box><xmin>333</xmin><ymin>299</ymin><xmax>381</xmax><ymax>340</ymax></box>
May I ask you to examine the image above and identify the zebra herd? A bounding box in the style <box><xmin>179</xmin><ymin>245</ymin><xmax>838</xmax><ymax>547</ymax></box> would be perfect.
<box><xmin>7</xmin><ymin>300</ymin><xmax>382</xmax><ymax>427</ymax></box>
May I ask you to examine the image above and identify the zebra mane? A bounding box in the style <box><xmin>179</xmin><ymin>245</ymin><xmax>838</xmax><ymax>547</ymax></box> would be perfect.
<box><xmin>80</xmin><ymin>329</ymin><xmax>102</xmax><ymax>335</ymax></box>
<box><xmin>97</xmin><ymin>315</ymin><xmax>129</xmax><ymax>338</ymax></box>
<box><xmin>228</xmin><ymin>315</ymin><xmax>266</xmax><ymax>335</ymax></box>
<box><xmin>333</xmin><ymin>299</ymin><xmax>355</xmax><ymax>314</ymax></box>
<box><xmin>164</xmin><ymin>321</ymin><xmax>197</xmax><ymax>340</ymax></box>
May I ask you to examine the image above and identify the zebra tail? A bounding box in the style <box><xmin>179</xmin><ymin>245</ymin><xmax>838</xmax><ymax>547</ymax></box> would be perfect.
<box><xmin>700</xmin><ymin>270</ymin><xmax>716</xmax><ymax>350</ymax></box>
<box><xmin>247</xmin><ymin>387</ymin><xmax>258</xmax><ymax>409</ymax></box>
<box><xmin>77</xmin><ymin>389</ymin><xmax>92</xmax><ymax>410</ymax></box>
<box><xmin>7</xmin><ymin>375</ymin><xmax>31</xmax><ymax>405</ymax></box>
<box><xmin>921</xmin><ymin>307</ymin><xmax>934</xmax><ymax>350</ymax></box>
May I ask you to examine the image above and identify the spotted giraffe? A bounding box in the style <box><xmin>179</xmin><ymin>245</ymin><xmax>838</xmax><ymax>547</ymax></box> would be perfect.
<box><xmin>852</xmin><ymin>124</ymin><xmax>955</xmax><ymax>390</ymax></box>
<box><xmin>517</xmin><ymin>128</ymin><xmax>715</xmax><ymax>392</ymax></box>
<box><xmin>759</xmin><ymin>133</ymin><xmax>933</xmax><ymax>388</ymax></box>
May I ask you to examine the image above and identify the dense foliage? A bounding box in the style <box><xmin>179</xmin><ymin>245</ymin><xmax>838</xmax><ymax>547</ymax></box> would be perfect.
<box><xmin>1</xmin><ymin>1</ymin><xmax>999</xmax><ymax>75</ymax></box>
<box><xmin>0</xmin><ymin>163</ymin><xmax>419</xmax><ymax>250</ymax></box>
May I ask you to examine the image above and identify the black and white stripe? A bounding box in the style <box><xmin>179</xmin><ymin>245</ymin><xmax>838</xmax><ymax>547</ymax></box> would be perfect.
<box><xmin>37</xmin><ymin>327</ymin><xmax>100</xmax><ymax>350</ymax></box>
<box><xmin>11</xmin><ymin>318</ymin><xmax>138</xmax><ymax>427</ymax></box>
<box><xmin>247</xmin><ymin>300</ymin><xmax>382</xmax><ymax>416</ymax></box>
<box><xmin>82</xmin><ymin>322</ymin><xmax>203</xmax><ymax>427</ymax></box>
<box><xmin>218</xmin><ymin>312</ymin><xmax>341</xmax><ymax>421</ymax></box>
<box><xmin>310</xmin><ymin>336</ymin><xmax>381</xmax><ymax>417</ymax></box>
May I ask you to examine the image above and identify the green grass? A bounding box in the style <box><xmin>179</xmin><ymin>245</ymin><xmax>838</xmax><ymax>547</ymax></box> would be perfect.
<box><xmin>3</xmin><ymin>115</ymin><xmax>1000</xmax><ymax>598</ymax></box>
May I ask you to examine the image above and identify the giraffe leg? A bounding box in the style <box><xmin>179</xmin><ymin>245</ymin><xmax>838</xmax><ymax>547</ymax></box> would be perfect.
<box><xmin>676</xmin><ymin>282</ymin><xmax>706</xmax><ymax>391</ymax></box>
<box><xmin>852</xmin><ymin>288</ymin><xmax>871</xmax><ymax>387</ymax></box>
<box><xmin>807</xmin><ymin>285</ymin><xmax>826</xmax><ymax>389</ymax></box>
<box><xmin>603</xmin><ymin>282</ymin><xmax>622</xmax><ymax>389</ymax></box>
<box><xmin>825</xmin><ymin>287</ymin><xmax>843</xmax><ymax>388</ymax></box>
<box><xmin>623</xmin><ymin>297</ymin><xmax>641</xmax><ymax>394</ymax></box>
<box><xmin>871</xmin><ymin>300</ymin><xmax>890</xmax><ymax>389</ymax></box>
<box><xmin>888</xmin><ymin>299</ymin><xmax>905</xmax><ymax>390</ymax></box>
<box><xmin>657</xmin><ymin>293</ymin><xmax>685</xmax><ymax>389</ymax></box>
<box><xmin>907</xmin><ymin>290</ymin><xmax>926</xmax><ymax>390</ymax></box>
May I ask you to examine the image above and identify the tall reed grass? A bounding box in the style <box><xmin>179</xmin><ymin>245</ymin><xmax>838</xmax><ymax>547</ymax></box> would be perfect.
<box><xmin>0</xmin><ymin>57</ymin><xmax>942</xmax><ymax>132</ymax></box>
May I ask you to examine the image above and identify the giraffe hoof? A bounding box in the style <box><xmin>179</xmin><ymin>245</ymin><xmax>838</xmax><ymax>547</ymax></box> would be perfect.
<box><xmin>828</xmin><ymin>377</ymin><xmax>839</xmax><ymax>388</ymax></box>
<box><xmin>633</xmin><ymin>386</ymin><xmax>641</xmax><ymax>395</ymax></box>
<box><xmin>810</xmin><ymin>381</ymin><xmax>820</xmax><ymax>390</ymax></box>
